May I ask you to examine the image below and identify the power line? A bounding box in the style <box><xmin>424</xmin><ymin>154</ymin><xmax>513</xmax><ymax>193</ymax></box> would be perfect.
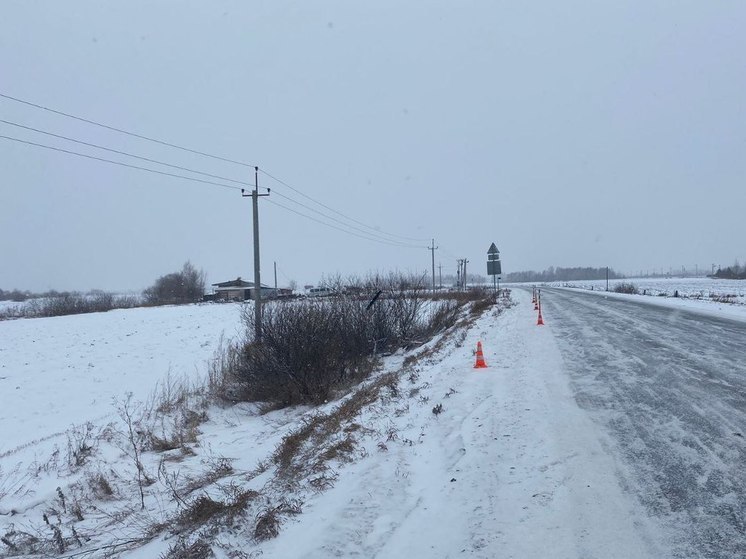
<box><xmin>1</xmin><ymin>92</ymin><xmax>428</xmax><ymax>244</ymax></box>
<box><xmin>439</xmin><ymin>245</ymin><xmax>460</xmax><ymax>262</ymax></box>
<box><xmin>260</xmin><ymin>169</ymin><xmax>430</xmax><ymax>243</ymax></box>
<box><xmin>0</xmin><ymin>134</ymin><xmax>244</xmax><ymax>192</ymax></box>
<box><xmin>1</xmin><ymin>90</ymin><xmax>430</xmax><ymax>245</ymax></box>
<box><xmin>0</xmin><ymin>131</ymin><xmax>427</xmax><ymax>248</ymax></box>
<box><xmin>0</xmin><ymin>129</ymin><xmax>427</xmax><ymax>248</ymax></box>
<box><xmin>269</xmin><ymin>188</ymin><xmax>427</xmax><ymax>247</ymax></box>
<box><xmin>0</xmin><ymin>91</ymin><xmax>255</xmax><ymax>168</ymax></box>
<box><xmin>0</xmin><ymin>118</ymin><xmax>254</xmax><ymax>188</ymax></box>
<box><xmin>264</xmin><ymin>198</ymin><xmax>425</xmax><ymax>249</ymax></box>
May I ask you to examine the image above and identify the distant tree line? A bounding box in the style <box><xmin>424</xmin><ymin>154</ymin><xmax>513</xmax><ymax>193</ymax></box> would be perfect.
<box><xmin>505</xmin><ymin>266</ymin><xmax>624</xmax><ymax>283</ymax></box>
<box><xmin>0</xmin><ymin>288</ymin><xmax>34</xmax><ymax>302</ymax></box>
<box><xmin>0</xmin><ymin>288</ymin><xmax>77</xmax><ymax>302</ymax></box>
<box><xmin>713</xmin><ymin>262</ymin><xmax>746</xmax><ymax>280</ymax></box>
<box><xmin>1</xmin><ymin>261</ymin><xmax>206</xmax><ymax>319</ymax></box>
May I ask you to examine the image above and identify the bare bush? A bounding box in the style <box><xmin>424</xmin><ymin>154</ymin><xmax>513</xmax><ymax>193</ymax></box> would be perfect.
<box><xmin>207</xmin><ymin>274</ymin><xmax>504</xmax><ymax>409</ymax></box>
<box><xmin>613</xmin><ymin>282</ymin><xmax>639</xmax><ymax>295</ymax></box>
<box><xmin>87</xmin><ymin>472</ymin><xmax>115</xmax><ymax>499</ymax></box>
<box><xmin>66</xmin><ymin>422</ymin><xmax>97</xmax><ymax>469</ymax></box>
<box><xmin>237</xmin><ymin>299</ymin><xmax>378</xmax><ymax>405</ymax></box>
<box><xmin>170</xmin><ymin>486</ymin><xmax>259</xmax><ymax>539</ymax></box>
<box><xmin>161</xmin><ymin>537</ymin><xmax>213</xmax><ymax>559</ymax></box>
<box><xmin>211</xmin><ymin>273</ymin><xmax>479</xmax><ymax>407</ymax></box>
<box><xmin>177</xmin><ymin>495</ymin><xmax>227</xmax><ymax>528</ymax></box>
<box><xmin>116</xmin><ymin>394</ymin><xmax>150</xmax><ymax>510</ymax></box>
<box><xmin>137</xmin><ymin>373</ymin><xmax>210</xmax><ymax>455</ymax></box>
<box><xmin>254</xmin><ymin>501</ymin><xmax>302</xmax><ymax>542</ymax></box>
<box><xmin>144</xmin><ymin>261</ymin><xmax>206</xmax><ymax>306</ymax></box>
<box><xmin>0</xmin><ymin>291</ymin><xmax>141</xmax><ymax>320</ymax></box>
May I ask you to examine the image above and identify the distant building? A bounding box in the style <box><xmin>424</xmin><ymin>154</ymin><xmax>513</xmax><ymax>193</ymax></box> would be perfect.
<box><xmin>204</xmin><ymin>277</ymin><xmax>292</xmax><ymax>302</ymax></box>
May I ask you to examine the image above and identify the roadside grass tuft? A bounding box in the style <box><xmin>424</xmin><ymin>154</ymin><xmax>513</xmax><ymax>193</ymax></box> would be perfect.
<box><xmin>612</xmin><ymin>282</ymin><xmax>639</xmax><ymax>294</ymax></box>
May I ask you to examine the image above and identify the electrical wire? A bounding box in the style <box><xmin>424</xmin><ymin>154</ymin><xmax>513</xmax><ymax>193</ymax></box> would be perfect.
<box><xmin>0</xmin><ymin>134</ymin><xmax>243</xmax><ymax>192</ymax></box>
<box><xmin>0</xmin><ymin>131</ymin><xmax>427</xmax><ymax>250</ymax></box>
<box><xmin>1</xmin><ymin>91</ymin><xmax>429</xmax><ymax>245</ymax></box>
<box><xmin>264</xmin><ymin>198</ymin><xmax>425</xmax><ymax>249</ymax></box>
<box><xmin>0</xmin><ymin>118</ymin><xmax>255</xmax><ymax>189</ymax></box>
<box><xmin>0</xmin><ymin>91</ymin><xmax>255</xmax><ymax>168</ymax></box>
<box><xmin>260</xmin><ymin>169</ymin><xmax>431</xmax><ymax>243</ymax></box>
<box><xmin>269</xmin><ymin>188</ymin><xmax>427</xmax><ymax>248</ymax></box>
<box><xmin>439</xmin><ymin>245</ymin><xmax>461</xmax><ymax>262</ymax></box>
<box><xmin>0</xmin><ymin>132</ymin><xmax>427</xmax><ymax>248</ymax></box>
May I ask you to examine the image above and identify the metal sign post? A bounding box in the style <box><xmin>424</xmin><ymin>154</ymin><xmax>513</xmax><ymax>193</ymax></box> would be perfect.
<box><xmin>487</xmin><ymin>242</ymin><xmax>501</xmax><ymax>295</ymax></box>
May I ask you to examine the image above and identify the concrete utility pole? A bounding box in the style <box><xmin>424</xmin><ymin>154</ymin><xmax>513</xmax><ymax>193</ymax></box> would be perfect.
<box><xmin>242</xmin><ymin>167</ymin><xmax>270</xmax><ymax>341</ymax></box>
<box><xmin>429</xmin><ymin>239</ymin><xmax>438</xmax><ymax>293</ymax></box>
<box><xmin>274</xmin><ymin>261</ymin><xmax>278</xmax><ymax>291</ymax></box>
<box><xmin>463</xmin><ymin>259</ymin><xmax>469</xmax><ymax>290</ymax></box>
<box><xmin>438</xmin><ymin>263</ymin><xmax>442</xmax><ymax>289</ymax></box>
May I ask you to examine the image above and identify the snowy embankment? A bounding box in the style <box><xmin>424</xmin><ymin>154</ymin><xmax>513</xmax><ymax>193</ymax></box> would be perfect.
<box><xmin>536</xmin><ymin>277</ymin><xmax>746</xmax><ymax>322</ymax></box>
<box><xmin>1</xmin><ymin>292</ymin><xmax>668</xmax><ymax>558</ymax></box>
<box><xmin>253</xmin><ymin>289</ymin><xmax>665</xmax><ymax>559</ymax></box>
<box><xmin>0</xmin><ymin>303</ymin><xmax>245</xmax><ymax>520</ymax></box>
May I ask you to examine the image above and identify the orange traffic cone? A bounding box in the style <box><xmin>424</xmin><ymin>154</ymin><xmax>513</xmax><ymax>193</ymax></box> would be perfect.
<box><xmin>537</xmin><ymin>304</ymin><xmax>545</xmax><ymax>326</ymax></box>
<box><xmin>474</xmin><ymin>341</ymin><xmax>488</xmax><ymax>369</ymax></box>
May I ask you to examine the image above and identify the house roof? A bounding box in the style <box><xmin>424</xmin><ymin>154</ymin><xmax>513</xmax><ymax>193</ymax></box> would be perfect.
<box><xmin>212</xmin><ymin>278</ymin><xmax>253</xmax><ymax>288</ymax></box>
<box><xmin>211</xmin><ymin>277</ymin><xmax>272</xmax><ymax>289</ymax></box>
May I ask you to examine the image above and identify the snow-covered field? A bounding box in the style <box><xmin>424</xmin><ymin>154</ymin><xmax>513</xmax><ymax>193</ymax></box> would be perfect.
<box><xmin>4</xmin><ymin>289</ymin><xmax>744</xmax><ymax>557</ymax></box>
<box><xmin>1</xmin><ymin>303</ymin><xmax>245</xmax><ymax>456</ymax></box>
<box><xmin>0</xmin><ymin>302</ymin><xmax>246</xmax><ymax>531</ymax></box>
<box><xmin>528</xmin><ymin>277</ymin><xmax>746</xmax><ymax>322</ymax></box>
<box><xmin>548</xmin><ymin>276</ymin><xmax>745</xmax><ymax>301</ymax></box>
<box><xmin>0</xmin><ymin>292</ymin><xmax>669</xmax><ymax>558</ymax></box>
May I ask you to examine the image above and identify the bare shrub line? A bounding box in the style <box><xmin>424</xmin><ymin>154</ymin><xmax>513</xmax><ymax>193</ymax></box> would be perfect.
<box><xmin>612</xmin><ymin>282</ymin><xmax>640</xmax><ymax>295</ymax></box>
<box><xmin>206</xmin><ymin>275</ymin><xmax>505</xmax><ymax>409</ymax></box>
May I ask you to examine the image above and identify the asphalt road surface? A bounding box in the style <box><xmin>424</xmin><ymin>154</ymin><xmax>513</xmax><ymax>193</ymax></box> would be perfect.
<box><xmin>539</xmin><ymin>288</ymin><xmax>746</xmax><ymax>559</ymax></box>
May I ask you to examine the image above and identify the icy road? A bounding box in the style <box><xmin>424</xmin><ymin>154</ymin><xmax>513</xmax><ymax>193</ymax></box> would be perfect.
<box><xmin>541</xmin><ymin>287</ymin><xmax>746</xmax><ymax>559</ymax></box>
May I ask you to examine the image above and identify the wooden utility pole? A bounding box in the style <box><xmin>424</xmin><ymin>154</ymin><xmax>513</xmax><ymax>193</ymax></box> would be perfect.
<box><xmin>429</xmin><ymin>239</ymin><xmax>438</xmax><ymax>293</ymax></box>
<box><xmin>242</xmin><ymin>167</ymin><xmax>270</xmax><ymax>341</ymax></box>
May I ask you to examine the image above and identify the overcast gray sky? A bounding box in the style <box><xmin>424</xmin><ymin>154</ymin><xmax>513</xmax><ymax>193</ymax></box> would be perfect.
<box><xmin>2</xmin><ymin>1</ymin><xmax>745</xmax><ymax>292</ymax></box>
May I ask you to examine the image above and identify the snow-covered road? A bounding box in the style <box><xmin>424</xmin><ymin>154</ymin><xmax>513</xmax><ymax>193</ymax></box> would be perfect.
<box><xmin>541</xmin><ymin>287</ymin><xmax>746</xmax><ymax>559</ymax></box>
<box><xmin>260</xmin><ymin>289</ymin><xmax>664</xmax><ymax>558</ymax></box>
